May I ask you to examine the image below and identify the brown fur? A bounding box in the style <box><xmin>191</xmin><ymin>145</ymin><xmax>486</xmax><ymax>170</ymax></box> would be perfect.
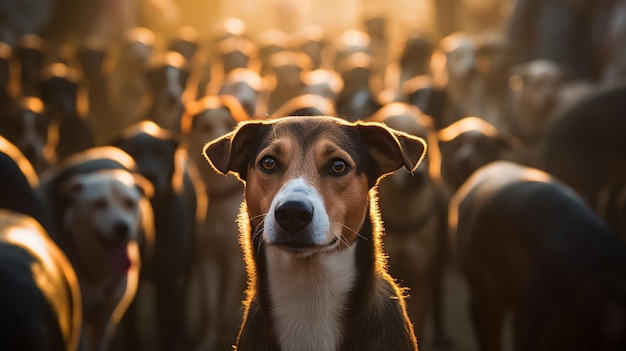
<box><xmin>203</xmin><ymin>116</ymin><xmax>423</xmax><ymax>350</ymax></box>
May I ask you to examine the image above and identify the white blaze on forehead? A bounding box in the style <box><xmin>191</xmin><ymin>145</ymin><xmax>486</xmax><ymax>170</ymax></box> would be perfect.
<box><xmin>264</xmin><ymin>177</ymin><xmax>330</xmax><ymax>244</ymax></box>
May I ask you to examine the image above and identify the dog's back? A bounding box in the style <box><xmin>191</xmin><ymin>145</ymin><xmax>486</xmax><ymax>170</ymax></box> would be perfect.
<box><xmin>0</xmin><ymin>209</ymin><xmax>82</xmax><ymax>351</ymax></box>
<box><xmin>450</xmin><ymin>161</ymin><xmax>626</xmax><ymax>351</ymax></box>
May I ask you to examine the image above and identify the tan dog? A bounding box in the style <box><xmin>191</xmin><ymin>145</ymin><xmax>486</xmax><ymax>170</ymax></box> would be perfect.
<box><xmin>368</xmin><ymin>102</ymin><xmax>451</xmax><ymax>346</ymax></box>
<box><xmin>60</xmin><ymin>168</ymin><xmax>151</xmax><ymax>351</ymax></box>
<box><xmin>203</xmin><ymin>116</ymin><xmax>422</xmax><ymax>350</ymax></box>
<box><xmin>181</xmin><ymin>95</ymin><xmax>249</xmax><ymax>350</ymax></box>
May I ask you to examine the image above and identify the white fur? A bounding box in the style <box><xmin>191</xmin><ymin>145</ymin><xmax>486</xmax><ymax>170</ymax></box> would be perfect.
<box><xmin>63</xmin><ymin>172</ymin><xmax>142</xmax><ymax>242</ymax></box>
<box><xmin>264</xmin><ymin>177</ymin><xmax>330</xmax><ymax>246</ymax></box>
<box><xmin>267</xmin><ymin>244</ymin><xmax>357</xmax><ymax>351</ymax></box>
<box><xmin>264</xmin><ymin>177</ymin><xmax>357</xmax><ymax>351</ymax></box>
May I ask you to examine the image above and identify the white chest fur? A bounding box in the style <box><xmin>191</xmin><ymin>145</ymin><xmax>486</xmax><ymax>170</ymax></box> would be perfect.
<box><xmin>266</xmin><ymin>244</ymin><xmax>357</xmax><ymax>351</ymax></box>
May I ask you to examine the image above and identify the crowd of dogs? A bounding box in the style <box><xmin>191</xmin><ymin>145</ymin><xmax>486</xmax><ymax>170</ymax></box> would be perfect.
<box><xmin>0</xmin><ymin>11</ymin><xmax>626</xmax><ymax>351</ymax></box>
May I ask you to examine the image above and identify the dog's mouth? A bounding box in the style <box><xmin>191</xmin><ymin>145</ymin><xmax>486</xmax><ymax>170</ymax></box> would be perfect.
<box><xmin>95</xmin><ymin>231</ymin><xmax>132</xmax><ymax>273</ymax></box>
<box><xmin>272</xmin><ymin>236</ymin><xmax>340</xmax><ymax>256</ymax></box>
<box><xmin>111</xmin><ymin>244</ymin><xmax>132</xmax><ymax>273</ymax></box>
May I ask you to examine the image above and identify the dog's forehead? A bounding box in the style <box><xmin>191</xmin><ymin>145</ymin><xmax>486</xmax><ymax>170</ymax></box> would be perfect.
<box><xmin>71</xmin><ymin>171</ymin><xmax>139</xmax><ymax>199</ymax></box>
<box><xmin>263</xmin><ymin>117</ymin><xmax>356</xmax><ymax>151</ymax></box>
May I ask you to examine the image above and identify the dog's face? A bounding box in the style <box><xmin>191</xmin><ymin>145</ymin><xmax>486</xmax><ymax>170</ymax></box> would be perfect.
<box><xmin>0</xmin><ymin>97</ymin><xmax>49</xmax><ymax>171</ymax></box>
<box><xmin>39</xmin><ymin>63</ymin><xmax>80</xmax><ymax>118</ymax></box>
<box><xmin>113</xmin><ymin>123</ymin><xmax>179</xmax><ymax>196</ymax></box>
<box><xmin>510</xmin><ymin>60</ymin><xmax>564</xmax><ymax>121</ymax></box>
<box><xmin>145</xmin><ymin>52</ymin><xmax>190</xmax><ymax>132</ymax></box>
<box><xmin>146</xmin><ymin>53</ymin><xmax>189</xmax><ymax>107</ymax></box>
<box><xmin>218</xmin><ymin>68</ymin><xmax>263</xmax><ymax>118</ymax></box>
<box><xmin>62</xmin><ymin>170</ymin><xmax>147</xmax><ymax>273</ymax></box>
<box><xmin>204</xmin><ymin>116</ymin><xmax>426</xmax><ymax>257</ymax></box>
<box><xmin>438</xmin><ymin>117</ymin><xmax>512</xmax><ymax>191</ymax></box>
<box><xmin>182</xmin><ymin>96</ymin><xmax>247</xmax><ymax>185</ymax></box>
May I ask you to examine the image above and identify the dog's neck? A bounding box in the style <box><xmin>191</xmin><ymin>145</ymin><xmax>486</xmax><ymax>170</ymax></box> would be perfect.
<box><xmin>265</xmin><ymin>244</ymin><xmax>357</xmax><ymax>351</ymax></box>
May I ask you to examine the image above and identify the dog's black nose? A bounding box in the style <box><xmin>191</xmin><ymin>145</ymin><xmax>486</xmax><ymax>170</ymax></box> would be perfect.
<box><xmin>113</xmin><ymin>222</ymin><xmax>130</xmax><ymax>242</ymax></box>
<box><xmin>275</xmin><ymin>200</ymin><xmax>314</xmax><ymax>232</ymax></box>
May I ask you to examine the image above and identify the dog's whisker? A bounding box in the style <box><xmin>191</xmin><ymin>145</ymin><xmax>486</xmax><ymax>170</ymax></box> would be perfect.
<box><xmin>337</xmin><ymin>223</ymin><xmax>368</xmax><ymax>241</ymax></box>
<box><xmin>253</xmin><ymin>228</ymin><xmax>264</xmax><ymax>241</ymax></box>
<box><xmin>339</xmin><ymin>235</ymin><xmax>351</xmax><ymax>247</ymax></box>
<box><xmin>253</xmin><ymin>219</ymin><xmax>266</xmax><ymax>257</ymax></box>
<box><xmin>249</xmin><ymin>213</ymin><xmax>267</xmax><ymax>222</ymax></box>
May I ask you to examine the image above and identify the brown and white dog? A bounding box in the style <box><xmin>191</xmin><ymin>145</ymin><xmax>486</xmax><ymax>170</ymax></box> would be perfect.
<box><xmin>203</xmin><ymin>116</ymin><xmax>422</xmax><ymax>350</ymax></box>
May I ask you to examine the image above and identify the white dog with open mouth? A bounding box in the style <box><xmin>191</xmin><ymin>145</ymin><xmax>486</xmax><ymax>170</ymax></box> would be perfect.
<box><xmin>61</xmin><ymin>168</ymin><xmax>152</xmax><ymax>350</ymax></box>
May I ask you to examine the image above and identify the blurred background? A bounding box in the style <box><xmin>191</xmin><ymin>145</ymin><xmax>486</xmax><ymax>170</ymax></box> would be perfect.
<box><xmin>1</xmin><ymin>0</ymin><xmax>626</xmax><ymax>351</ymax></box>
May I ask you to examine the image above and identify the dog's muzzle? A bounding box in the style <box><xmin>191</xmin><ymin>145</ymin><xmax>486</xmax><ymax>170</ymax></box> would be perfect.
<box><xmin>264</xmin><ymin>178</ymin><xmax>335</xmax><ymax>254</ymax></box>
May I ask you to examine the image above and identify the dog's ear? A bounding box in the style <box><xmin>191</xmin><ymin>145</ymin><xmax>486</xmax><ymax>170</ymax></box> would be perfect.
<box><xmin>203</xmin><ymin>120</ymin><xmax>267</xmax><ymax>179</ymax></box>
<box><xmin>60</xmin><ymin>177</ymin><xmax>84</xmax><ymax>204</ymax></box>
<box><xmin>132</xmin><ymin>172</ymin><xmax>154</xmax><ymax>199</ymax></box>
<box><xmin>356</xmin><ymin>122</ymin><xmax>427</xmax><ymax>178</ymax></box>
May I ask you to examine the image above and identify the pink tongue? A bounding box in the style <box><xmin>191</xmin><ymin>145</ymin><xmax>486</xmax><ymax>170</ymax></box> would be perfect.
<box><xmin>112</xmin><ymin>245</ymin><xmax>131</xmax><ymax>273</ymax></box>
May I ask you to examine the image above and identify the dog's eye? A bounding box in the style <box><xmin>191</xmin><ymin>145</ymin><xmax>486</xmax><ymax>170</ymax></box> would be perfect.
<box><xmin>123</xmin><ymin>198</ymin><xmax>137</xmax><ymax>210</ymax></box>
<box><xmin>259</xmin><ymin>155</ymin><xmax>278</xmax><ymax>172</ymax></box>
<box><xmin>93</xmin><ymin>198</ymin><xmax>108</xmax><ymax>210</ymax></box>
<box><xmin>329</xmin><ymin>159</ymin><xmax>350</xmax><ymax>176</ymax></box>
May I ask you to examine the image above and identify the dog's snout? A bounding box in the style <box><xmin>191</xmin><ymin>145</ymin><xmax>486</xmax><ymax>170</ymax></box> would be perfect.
<box><xmin>113</xmin><ymin>222</ymin><xmax>130</xmax><ymax>242</ymax></box>
<box><xmin>275</xmin><ymin>200</ymin><xmax>314</xmax><ymax>232</ymax></box>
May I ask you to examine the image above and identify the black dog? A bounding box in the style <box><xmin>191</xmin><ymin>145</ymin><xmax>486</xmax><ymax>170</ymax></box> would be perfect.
<box><xmin>449</xmin><ymin>161</ymin><xmax>626</xmax><ymax>351</ymax></box>
<box><xmin>112</xmin><ymin>121</ymin><xmax>198</xmax><ymax>351</ymax></box>
<box><xmin>545</xmin><ymin>83</ymin><xmax>626</xmax><ymax>240</ymax></box>
<box><xmin>0</xmin><ymin>136</ymin><xmax>81</xmax><ymax>351</ymax></box>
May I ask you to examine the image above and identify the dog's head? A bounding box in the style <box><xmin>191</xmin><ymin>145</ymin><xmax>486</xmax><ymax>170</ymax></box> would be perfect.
<box><xmin>62</xmin><ymin>169</ymin><xmax>151</xmax><ymax>274</ymax></box>
<box><xmin>113</xmin><ymin>121</ymin><xmax>180</xmax><ymax>197</ymax></box>
<box><xmin>438</xmin><ymin>117</ymin><xmax>517</xmax><ymax>191</ymax></box>
<box><xmin>39</xmin><ymin>63</ymin><xmax>81</xmax><ymax>119</ymax></box>
<box><xmin>302</xmin><ymin>68</ymin><xmax>344</xmax><ymax>103</ymax></box>
<box><xmin>368</xmin><ymin>102</ymin><xmax>441</xmax><ymax>191</ymax></box>
<box><xmin>270</xmin><ymin>94</ymin><xmax>337</xmax><ymax>119</ymax></box>
<box><xmin>182</xmin><ymin>95</ymin><xmax>249</xmax><ymax>185</ymax></box>
<box><xmin>218</xmin><ymin>67</ymin><xmax>263</xmax><ymax>118</ymax></box>
<box><xmin>219</xmin><ymin>36</ymin><xmax>257</xmax><ymax>75</ymax></box>
<box><xmin>203</xmin><ymin>116</ymin><xmax>426</xmax><ymax>257</ymax></box>
<box><xmin>0</xmin><ymin>97</ymin><xmax>51</xmax><ymax>173</ymax></box>
<box><xmin>509</xmin><ymin>59</ymin><xmax>565</xmax><ymax>124</ymax></box>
